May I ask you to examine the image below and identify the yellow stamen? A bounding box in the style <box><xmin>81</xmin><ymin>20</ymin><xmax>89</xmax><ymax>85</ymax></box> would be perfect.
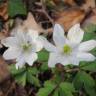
<box><xmin>63</xmin><ymin>44</ymin><xmax>72</xmax><ymax>55</ymax></box>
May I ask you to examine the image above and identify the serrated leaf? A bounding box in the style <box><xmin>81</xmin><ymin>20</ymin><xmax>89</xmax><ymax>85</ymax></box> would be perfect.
<box><xmin>59</xmin><ymin>90</ymin><xmax>73</xmax><ymax>96</ymax></box>
<box><xmin>73</xmin><ymin>71</ymin><xmax>96</xmax><ymax>96</ymax></box>
<box><xmin>53</xmin><ymin>89</ymin><xmax>59</xmax><ymax>96</ymax></box>
<box><xmin>83</xmin><ymin>32</ymin><xmax>96</xmax><ymax>41</ymax></box>
<box><xmin>27</xmin><ymin>72</ymin><xmax>40</xmax><ymax>87</ymax></box>
<box><xmin>8</xmin><ymin>0</ymin><xmax>27</xmax><ymax>17</ymax></box>
<box><xmin>60</xmin><ymin>82</ymin><xmax>75</xmax><ymax>92</ymax></box>
<box><xmin>15</xmin><ymin>72</ymin><xmax>26</xmax><ymax>86</ymax></box>
<box><xmin>91</xmin><ymin>48</ymin><xmax>96</xmax><ymax>57</ymax></box>
<box><xmin>59</xmin><ymin>82</ymin><xmax>75</xmax><ymax>96</ymax></box>
<box><xmin>27</xmin><ymin>67</ymin><xmax>38</xmax><ymax>75</ymax></box>
<box><xmin>80</xmin><ymin>61</ymin><xmax>96</xmax><ymax>72</ymax></box>
<box><xmin>84</xmin><ymin>85</ymin><xmax>96</xmax><ymax>96</ymax></box>
<box><xmin>38</xmin><ymin>49</ymin><xmax>49</xmax><ymax>62</ymax></box>
<box><xmin>9</xmin><ymin>64</ymin><xmax>26</xmax><ymax>75</ymax></box>
<box><xmin>40</xmin><ymin>62</ymin><xmax>49</xmax><ymax>71</ymax></box>
<box><xmin>37</xmin><ymin>81</ymin><xmax>56</xmax><ymax>96</ymax></box>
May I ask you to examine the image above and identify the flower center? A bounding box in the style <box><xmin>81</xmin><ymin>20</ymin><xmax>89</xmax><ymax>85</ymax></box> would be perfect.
<box><xmin>63</xmin><ymin>44</ymin><xmax>72</xmax><ymax>55</ymax></box>
<box><xmin>22</xmin><ymin>43</ymin><xmax>32</xmax><ymax>52</ymax></box>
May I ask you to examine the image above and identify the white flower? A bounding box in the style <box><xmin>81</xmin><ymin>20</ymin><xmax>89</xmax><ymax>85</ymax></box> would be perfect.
<box><xmin>42</xmin><ymin>24</ymin><xmax>96</xmax><ymax>67</ymax></box>
<box><xmin>1</xmin><ymin>29</ymin><xmax>43</xmax><ymax>69</ymax></box>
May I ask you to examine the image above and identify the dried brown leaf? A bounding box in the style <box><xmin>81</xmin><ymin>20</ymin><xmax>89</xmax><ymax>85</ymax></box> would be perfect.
<box><xmin>82</xmin><ymin>8</ymin><xmax>96</xmax><ymax>27</ymax></box>
<box><xmin>63</xmin><ymin>0</ymin><xmax>95</xmax><ymax>12</ymax></box>
<box><xmin>0</xmin><ymin>56</ymin><xmax>9</xmax><ymax>83</ymax></box>
<box><xmin>23</xmin><ymin>12</ymin><xmax>45</xmax><ymax>33</ymax></box>
<box><xmin>63</xmin><ymin>0</ymin><xmax>76</xmax><ymax>6</ymax></box>
<box><xmin>0</xmin><ymin>32</ymin><xmax>6</xmax><ymax>40</ymax></box>
<box><xmin>0</xmin><ymin>91</ymin><xmax>4</xmax><ymax>96</ymax></box>
<box><xmin>0</xmin><ymin>2</ymin><xmax>8</xmax><ymax>20</ymax></box>
<box><xmin>81</xmin><ymin>0</ymin><xmax>96</xmax><ymax>12</ymax></box>
<box><xmin>55</xmin><ymin>8</ymin><xmax>85</xmax><ymax>31</ymax></box>
<box><xmin>0</xmin><ymin>30</ymin><xmax>8</xmax><ymax>48</ymax></box>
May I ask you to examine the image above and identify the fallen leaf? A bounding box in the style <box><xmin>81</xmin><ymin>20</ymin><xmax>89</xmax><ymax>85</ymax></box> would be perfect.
<box><xmin>0</xmin><ymin>2</ymin><xmax>8</xmax><ymax>20</ymax></box>
<box><xmin>52</xmin><ymin>0</ymin><xmax>61</xmax><ymax>5</ymax></box>
<box><xmin>0</xmin><ymin>32</ymin><xmax>6</xmax><ymax>40</ymax></box>
<box><xmin>82</xmin><ymin>8</ymin><xmax>96</xmax><ymax>27</ymax></box>
<box><xmin>63</xmin><ymin>0</ymin><xmax>76</xmax><ymax>6</ymax></box>
<box><xmin>63</xmin><ymin>0</ymin><xmax>95</xmax><ymax>12</ymax></box>
<box><xmin>23</xmin><ymin>12</ymin><xmax>45</xmax><ymax>33</ymax></box>
<box><xmin>11</xmin><ymin>12</ymin><xmax>45</xmax><ymax>36</ymax></box>
<box><xmin>81</xmin><ymin>0</ymin><xmax>96</xmax><ymax>12</ymax></box>
<box><xmin>0</xmin><ymin>32</ymin><xmax>6</xmax><ymax>48</ymax></box>
<box><xmin>0</xmin><ymin>91</ymin><xmax>4</xmax><ymax>96</ymax></box>
<box><xmin>0</xmin><ymin>56</ymin><xmax>9</xmax><ymax>82</ymax></box>
<box><xmin>55</xmin><ymin>8</ymin><xmax>85</xmax><ymax>31</ymax></box>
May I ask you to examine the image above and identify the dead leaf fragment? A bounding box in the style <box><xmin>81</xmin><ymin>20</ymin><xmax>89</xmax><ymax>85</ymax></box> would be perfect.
<box><xmin>0</xmin><ymin>2</ymin><xmax>8</xmax><ymax>20</ymax></box>
<box><xmin>23</xmin><ymin>12</ymin><xmax>45</xmax><ymax>33</ymax></box>
<box><xmin>0</xmin><ymin>91</ymin><xmax>4</xmax><ymax>96</ymax></box>
<box><xmin>64</xmin><ymin>0</ymin><xmax>76</xmax><ymax>6</ymax></box>
<box><xmin>81</xmin><ymin>0</ymin><xmax>96</xmax><ymax>12</ymax></box>
<box><xmin>11</xmin><ymin>12</ymin><xmax>45</xmax><ymax>35</ymax></box>
<box><xmin>55</xmin><ymin>8</ymin><xmax>85</xmax><ymax>31</ymax></box>
<box><xmin>82</xmin><ymin>8</ymin><xmax>96</xmax><ymax>27</ymax></box>
<box><xmin>63</xmin><ymin>0</ymin><xmax>96</xmax><ymax>12</ymax></box>
<box><xmin>0</xmin><ymin>56</ymin><xmax>9</xmax><ymax>82</ymax></box>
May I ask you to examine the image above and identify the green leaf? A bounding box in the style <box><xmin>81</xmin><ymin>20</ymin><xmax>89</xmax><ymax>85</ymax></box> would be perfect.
<box><xmin>27</xmin><ymin>67</ymin><xmax>40</xmax><ymax>87</ymax></box>
<box><xmin>83</xmin><ymin>32</ymin><xmax>96</xmax><ymax>41</ymax></box>
<box><xmin>15</xmin><ymin>72</ymin><xmax>26</xmax><ymax>86</ymax></box>
<box><xmin>83</xmin><ymin>24</ymin><xmax>96</xmax><ymax>41</ymax></box>
<box><xmin>8</xmin><ymin>0</ymin><xmax>27</xmax><ymax>17</ymax></box>
<box><xmin>59</xmin><ymin>82</ymin><xmax>75</xmax><ymax>96</ymax></box>
<box><xmin>73</xmin><ymin>71</ymin><xmax>96</xmax><ymax>96</ymax></box>
<box><xmin>91</xmin><ymin>48</ymin><xmax>96</xmax><ymax>57</ymax></box>
<box><xmin>40</xmin><ymin>62</ymin><xmax>49</xmax><ymax>71</ymax></box>
<box><xmin>80</xmin><ymin>61</ymin><xmax>96</xmax><ymax>72</ymax></box>
<box><xmin>27</xmin><ymin>67</ymin><xmax>39</xmax><ymax>75</ymax></box>
<box><xmin>27</xmin><ymin>72</ymin><xmax>40</xmax><ymax>87</ymax></box>
<box><xmin>9</xmin><ymin>64</ymin><xmax>26</xmax><ymax>75</ymax></box>
<box><xmin>38</xmin><ymin>49</ymin><xmax>49</xmax><ymax>62</ymax></box>
<box><xmin>37</xmin><ymin>81</ymin><xmax>56</xmax><ymax>96</ymax></box>
<box><xmin>53</xmin><ymin>89</ymin><xmax>59</xmax><ymax>96</ymax></box>
<box><xmin>84</xmin><ymin>24</ymin><xmax>96</xmax><ymax>33</ymax></box>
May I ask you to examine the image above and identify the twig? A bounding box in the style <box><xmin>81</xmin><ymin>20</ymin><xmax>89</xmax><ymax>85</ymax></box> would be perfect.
<box><xmin>5</xmin><ymin>82</ymin><xmax>15</xmax><ymax>96</ymax></box>
<box><xmin>40</xmin><ymin>0</ymin><xmax>54</xmax><ymax>25</ymax></box>
<box><xmin>65</xmin><ymin>68</ymin><xmax>79</xmax><ymax>72</ymax></box>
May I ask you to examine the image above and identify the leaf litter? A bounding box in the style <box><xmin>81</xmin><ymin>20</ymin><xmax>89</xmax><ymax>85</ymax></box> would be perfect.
<box><xmin>0</xmin><ymin>0</ymin><xmax>96</xmax><ymax>96</ymax></box>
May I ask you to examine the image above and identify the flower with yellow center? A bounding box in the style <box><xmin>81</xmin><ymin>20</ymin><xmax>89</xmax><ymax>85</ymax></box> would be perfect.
<box><xmin>42</xmin><ymin>24</ymin><xmax>96</xmax><ymax>67</ymax></box>
<box><xmin>1</xmin><ymin>28</ymin><xmax>43</xmax><ymax>69</ymax></box>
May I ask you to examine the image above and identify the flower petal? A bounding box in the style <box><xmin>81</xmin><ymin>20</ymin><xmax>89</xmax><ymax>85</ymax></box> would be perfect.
<box><xmin>70</xmin><ymin>56</ymin><xmax>79</xmax><ymax>65</ymax></box>
<box><xmin>16</xmin><ymin>58</ymin><xmax>25</xmax><ymax>69</ymax></box>
<box><xmin>77</xmin><ymin>52</ymin><xmax>96</xmax><ymax>61</ymax></box>
<box><xmin>58</xmin><ymin>55</ymin><xmax>72</xmax><ymax>66</ymax></box>
<box><xmin>41</xmin><ymin>36</ymin><xmax>57</xmax><ymax>52</ymax></box>
<box><xmin>79</xmin><ymin>40</ymin><xmax>96</xmax><ymax>51</ymax></box>
<box><xmin>32</xmin><ymin>37</ymin><xmax>43</xmax><ymax>52</ymax></box>
<box><xmin>53</xmin><ymin>24</ymin><xmax>66</xmax><ymax>47</ymax></box>
<box><xmin>3</xmin><ymin>48</ymin><xmax>20</xmax><ymax>60</ymax></box>
<box><xmin>28</xmin><ymin>29</ymin><xmax>39</xmax><ymax>42</ymax></box>
<box><xmin>25</xmin><ymin>53</ymin><xmax>38</xmax><ymax>66</ymax></box>
<box><xmin>48</xmin><ymin>53</ymin><xmax>70</xmax><ymax>67</ymax></box>
<box><xmin>1</xmin><ymin>37</ymin><xmax>18</xmax><ymax>47</ymax></box>
<box><xmin>67</xmin><ymin>24</ymin><xmax>84</xmax><ymax>44</ymax></box>
<box><xmin>48</xmin><ymin>53</ymin><xmax>57</xmax><ymax>67</ymax></box>
<box><xmin>35</xmin><ymin>40</ymin><xmax>43</xmax><ymax>52</ymax></box>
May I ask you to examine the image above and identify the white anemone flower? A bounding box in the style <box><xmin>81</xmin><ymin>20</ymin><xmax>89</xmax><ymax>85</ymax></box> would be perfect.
<box><xmin>42</xmin><ymin>24</ymin><xmax>96</xmax><ymax>67</ymax></box>
<box><xmin>1</xmin><ymin>29</ymin><xmax>43</xmax><ymax>69</ymax></box>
